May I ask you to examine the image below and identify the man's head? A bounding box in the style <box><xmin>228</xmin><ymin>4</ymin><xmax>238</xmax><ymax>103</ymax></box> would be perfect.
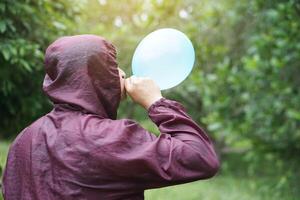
<box><xmin>43</xmin><ymin>35</ymin><xmax>124</xmax><ymax>119</ymax></box>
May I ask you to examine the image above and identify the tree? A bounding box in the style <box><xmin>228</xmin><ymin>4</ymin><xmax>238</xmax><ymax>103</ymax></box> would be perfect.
<box><xmin>0</xmin><ymin>0</ymin><xmax>82</xmax><ymax>138</ymax></box>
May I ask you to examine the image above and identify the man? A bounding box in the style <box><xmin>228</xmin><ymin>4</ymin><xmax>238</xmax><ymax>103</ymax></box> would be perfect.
<box><xmin>2</xmin><ymin>34</ymin><xmax>219</xmax><ymax>200</ymax></box>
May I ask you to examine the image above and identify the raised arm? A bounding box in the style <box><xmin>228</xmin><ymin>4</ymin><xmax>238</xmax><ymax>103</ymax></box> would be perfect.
<box><xmin>107</xmin><ymin>76</ymin><xmax>220</xmax><ymax>189</ymax></box>
<box><xmin>106</xmin><ymin>97</ymin><xmax>219</xmax><ymax>190</ymax></box>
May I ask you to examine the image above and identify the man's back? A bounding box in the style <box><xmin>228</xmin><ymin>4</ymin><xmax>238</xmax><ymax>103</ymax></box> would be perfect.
<box><xmin>3</xmin><ymin>98</ymin><xmax>219</xmax><ymax>200</ymax></box>
<box><xmin>3</xmin><ymin>105</ymin><xmax>147</xmax><ymax>199</ymax></box>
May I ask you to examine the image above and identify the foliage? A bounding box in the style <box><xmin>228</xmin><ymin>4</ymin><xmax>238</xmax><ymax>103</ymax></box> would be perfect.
<box><xmin>198</xmin><ymin>0</ymin><xmax>300</xmax><ymax>157</ymax></box>
<box><xmin>0</xmin><ymin>0</ymin><xmax>81</xmax><ymax>138</ymax></box>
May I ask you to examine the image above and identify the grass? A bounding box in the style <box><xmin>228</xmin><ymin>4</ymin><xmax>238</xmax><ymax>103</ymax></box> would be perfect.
<box><xmin>0</xmin><ymin>140</ymin><xmax>9</xmax><ymax>174</ymax></box>
<box><xmin>145</xmin><ymin>176</ymin><xmax>253</xmax><ymax>200</ymax></box>
<box><xmin>0</xmin><ymin>140</ymin><xmax>10</xmax><ymax>200</ymax></box>
<box><xmin>0</xmin><ymin>140</ymin><xmax>298</xmax><ymax>200</ymax></box>
<box><xmin>145</xmin><ymin>174</ymin><xmax>298</xmax><ymax>200</ymax></box>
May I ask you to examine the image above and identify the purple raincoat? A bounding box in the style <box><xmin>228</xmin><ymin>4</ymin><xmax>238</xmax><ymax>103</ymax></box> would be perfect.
<box><xmin>2</xmin><ymin>35</ymin><xmax>220</xmax><ymax>200</ymax></box>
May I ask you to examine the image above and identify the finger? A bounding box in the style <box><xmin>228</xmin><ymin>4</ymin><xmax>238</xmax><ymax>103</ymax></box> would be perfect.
<box><xmin>131</xmin><ymin>76</ymin><xmax>139</xmax><ymax>84</ymax></box>
<box><xmin>124</xmin><ymin>78</ymin><xmax>131</xmax><ymax>90</ymax></box>
<box><xmin>128</xmin><ymin>75</ymin><xmax>136</xmax><ymax>81</ymax></box>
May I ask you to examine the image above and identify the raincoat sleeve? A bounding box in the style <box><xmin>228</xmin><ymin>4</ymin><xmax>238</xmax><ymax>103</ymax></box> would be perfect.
<box><xmin>112</xmin><ymin>97</ymin><xmax>220</xmax><ymax>190</ymax></box>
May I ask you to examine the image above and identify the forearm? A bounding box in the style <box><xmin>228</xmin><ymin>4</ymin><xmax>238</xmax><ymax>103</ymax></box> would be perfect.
<box><xmin>147</xmin><ymin>97</ymin><xmax>220</xmax><ymax>176</ymax></box>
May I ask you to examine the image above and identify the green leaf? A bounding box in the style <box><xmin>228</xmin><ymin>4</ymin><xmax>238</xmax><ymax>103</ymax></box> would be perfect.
<box><xmin>1</xmin><ymin>49</ymin><xmax>10</xmax><ymax>60</ymax></box>
<box><xmin>20</xmin><ymin>59</ymin><xmax>32</xmax><ymax>72</ymax></box>
<box><xmin>286</xmin><ymin>109</ymin><xmax>300</xmax><ymax>120</ymax></box>
<box><xmin>0</xmin><ymin>20</ymin><xmax>6</xmax><ymax>33</ymax></box>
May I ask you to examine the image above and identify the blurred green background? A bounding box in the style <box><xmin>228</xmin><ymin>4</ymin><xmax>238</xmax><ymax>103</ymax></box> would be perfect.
<box><xmin>0</xmin><ymin>0</ymin><xmax>299</xmax><ymax>199</ymax></box>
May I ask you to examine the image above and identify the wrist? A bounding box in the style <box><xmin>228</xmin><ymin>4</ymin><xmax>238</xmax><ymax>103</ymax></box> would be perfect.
<box><xmin>144</xmin><ymin>95</ymin><xmax>163</xmax><ymax>110</ymax></box>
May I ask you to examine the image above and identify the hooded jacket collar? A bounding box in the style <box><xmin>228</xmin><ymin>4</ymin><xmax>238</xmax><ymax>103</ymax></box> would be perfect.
<box><xmin>42</xmin><ymin>35</ymin><xmax>121</xmax><ymax>119</ymax></box>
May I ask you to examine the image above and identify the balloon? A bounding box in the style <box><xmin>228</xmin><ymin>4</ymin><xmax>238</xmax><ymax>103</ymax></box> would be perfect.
<box><xmin>132</xmin><ymin>28</ymin><xmax>195</xmax><ymax>90</ymax></box>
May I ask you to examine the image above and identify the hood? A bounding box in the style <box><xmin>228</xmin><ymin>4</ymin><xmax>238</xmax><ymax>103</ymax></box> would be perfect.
<box><xmin>42</xmin><ymin>34</ymin><xmax>121</xmax><ymax>119</ymax></box>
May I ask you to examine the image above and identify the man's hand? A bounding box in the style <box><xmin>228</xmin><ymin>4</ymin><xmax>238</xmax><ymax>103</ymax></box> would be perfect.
<box><xmin>124</xmin><ymin>76</ymin><xmax>163</xmax><ymax>110</ymax></box>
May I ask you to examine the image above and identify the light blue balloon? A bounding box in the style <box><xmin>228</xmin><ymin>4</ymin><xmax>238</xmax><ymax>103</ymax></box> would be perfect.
<box><xmin>132</xmin><ymin>28</ymin><xmax>195</xmax><ymax>90</ymax></box>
